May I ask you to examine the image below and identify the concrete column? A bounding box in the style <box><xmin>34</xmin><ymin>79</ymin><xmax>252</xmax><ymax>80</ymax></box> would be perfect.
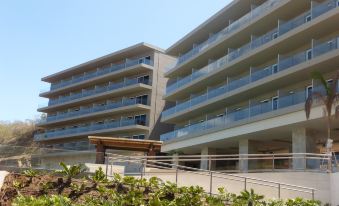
<box><xmin>238</xmin><ymin>139</ymin><xmax>259</xmax><ymax>172</ymax></box>
<box><xmin>239</xmin><ymin>139</ymin><xmax>249</xmax><ymax>172</ymax></box>
<box><xmin>292</xmin><ymin>128</ymin><xmax>318</xmax><ymax>170</ymax></box>
<box><xmin>200</xmin><ymin>147</ymin><xmax>216</xmax><ymax>170</ymax></box>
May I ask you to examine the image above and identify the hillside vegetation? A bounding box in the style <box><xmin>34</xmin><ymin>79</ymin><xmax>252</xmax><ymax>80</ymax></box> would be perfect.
<box><xmin>0</xmin><ymin>120</ymin><xmax>37</xmax><ymax>146</ymax></box>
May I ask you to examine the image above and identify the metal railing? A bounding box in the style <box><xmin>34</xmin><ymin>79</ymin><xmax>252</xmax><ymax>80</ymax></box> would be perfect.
<box><xmin>34</xmin><ymin>118</ymin><xmax>147</xmax><ymax>141</ymax></box>
<box><xmin>0</xmin><ymin>145</ymin><xmax>102</xmax><ymax>172</ymax></box>
<box><xmin>49</xmin><ymin>58</ymin><xmax>153</xmax><ymax>91</ymax></box>
<box><xmin>105</xmin><ymin>153</ymin><xmax>329</xmax><ymax>200</ymax></box>
<box><xmin>166</xmin><ymin>0</ymin><xmax>338</xmax><ymax>93</ymax></box>
<box><xmin>161</xmin><ymin>82</ymin><xmax>334</xmax><ymax>142</ymax></box>
<box><xmin>42</xmin><ymin>78</ymin><xmax>151</xmax><ymax>108</ymax></box>
<box><xmin>165</xmin><ymin>0</ymin><xmax>282</xmax><ymax>72</ymax></box>
<box><xmin>162</xmin><ymin>35</ymin><xmax>339</xmax><ymax>121</ymax></box>
<box><xmin>38</xmin><ymin>98</ymin><xmax>148</xmax><ymax>124</ymax></box>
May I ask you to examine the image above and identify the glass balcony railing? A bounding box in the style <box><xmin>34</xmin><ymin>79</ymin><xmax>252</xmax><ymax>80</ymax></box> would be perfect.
<box><xmin>47</xmin><ymin>141</ymin><xmax>96</xmax><ymax>152</ymax></box>
<box><xmin>166</xmin><ymin>0</ymin><xmax>338</xmax><ymax>94</ymax></box>
<box><xmin>44</xmin><ymin>78</ymin><xmax>151</xmax><ymax>107</ymax></box>
<box><xmin>161</xmin><ymin>89</ymin><xmax>307</xmax><ymax>142</ymax></box>
<box><xmin>162</xmin><ymin>36</ymin><xmax>339</xmax><ymax>119</ymax></box>
<box><xmin>34</xmin><ymin>119</ymin><xmax>146</xmax><ymax>141</ymax></box>
<box><xmin>49</xmin><ymin>58</ymin><xmax>153</xmax><ymax>91</ymax></box>
<box><xmin>39</xmin><ymin>98</ymin><xmax>148</xmax><ymax>124</ymax></box>
<box><xmin>165</xmin><ymin>0</ymin><xmax>282</xmax><ymax>72</ymax></box>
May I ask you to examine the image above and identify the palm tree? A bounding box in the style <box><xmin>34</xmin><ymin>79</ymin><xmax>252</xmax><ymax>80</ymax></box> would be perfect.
<box><xmin>237</xmin><ymin>189</ymin><xmax>264</xmax><ymax>206</ymax></box>
<box><xmin>305</xmin><ymin>71</ymin><xmax>339</xmax><ymax>144</ymax></box>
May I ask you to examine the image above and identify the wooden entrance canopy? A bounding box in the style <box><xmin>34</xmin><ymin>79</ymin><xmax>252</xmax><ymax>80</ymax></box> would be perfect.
<box><xmin>89</xmin><ymin>136</ymin><xmax>162</xmax><ymax>164</ymax></box>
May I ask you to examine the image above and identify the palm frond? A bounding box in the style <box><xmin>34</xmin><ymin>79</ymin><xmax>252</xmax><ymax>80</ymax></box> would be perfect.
<box><xmin>312</xmin><ymin>71</ymin><xmax>329</xmax><ymax>95</ymax></box>
<box><xmin>305</xmin><ymin>92</ymin><xmax>326</xmax><ymax>119</ymax></box>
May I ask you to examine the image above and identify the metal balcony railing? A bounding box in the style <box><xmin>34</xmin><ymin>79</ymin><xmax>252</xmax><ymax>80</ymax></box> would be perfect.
<box><xmin>161</xmin><ymin>89</ymin><xmax>307</xmax><ymax>142</ymax></box>
<box><xmin>49</xmin><ymin>58</ymin><xmax>153</xmax><ymax>91</ymax></box>
<box><xmin>38</xmin><ymin>98</ymin><xmax>148</xmax><ymax>124</ymax></box>
<box><xmin>34</xmin><ymin>118</ymin><xmax>147</xmax><ymax>141</ymax></box>
<box><xmin>162</xmin><ymin>35</ymin><xmax>339</xmax><ymax>119</ymax></box>
<box><xmin>160</xmin><ymin>81</ymin><xmax>337</xmax><ymax>142</ymax></box>
<box><xmin>165</xmin><ymin>0</ymin><xmax>282</xmax><ymax>73</ymax></box>
<box><xmin>43</xmin><ymin>78</ymin><xmax>151</xmax><ymax>108</ymax></box>
<box><xmin>166</xmin><ymin>0</ymin><xmax>338</xmax><ymax>94</ymax></box>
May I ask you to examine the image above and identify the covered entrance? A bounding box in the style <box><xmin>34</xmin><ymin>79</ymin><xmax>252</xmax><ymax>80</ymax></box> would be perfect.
<box><xmin>88</xmin><ymin>136</ymin><xmax>162</xmax><ymax>164</ymax></box>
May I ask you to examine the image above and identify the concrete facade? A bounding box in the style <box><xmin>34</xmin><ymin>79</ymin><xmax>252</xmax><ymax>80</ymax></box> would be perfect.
<box><xmin>160</xmin><ymin>0</ymin><xmax>339</xmax><ymax>170</ymax></box>
<box><xmin>36</xmin><ymin>43</ymin><xmax>175</xmax><ymax>153</ymax></box>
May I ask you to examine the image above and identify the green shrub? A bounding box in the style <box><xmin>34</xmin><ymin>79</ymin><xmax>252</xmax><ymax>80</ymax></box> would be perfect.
<box><xmin>90</xmin><ymin>167</ymin><xmax>107</xmax><ymax>183</ymax></box>
<box><xmin>23</xmin><ymin>168</ymin><xmax>39</xmax><ymax>177</ymax></box>
<box><xmin>285</xmin><ymin>197</ymin><xmax>321</xmax><ymax>206</ymax></box>
<box><xmin>12</xmin><ymin>195</ymin><xmax>72</xmax><ymax>206</ymax></box>
<box><xmin>56</xmin><ymin>162</ymin><xmax>86</xmax><ymax>181</ymax></box>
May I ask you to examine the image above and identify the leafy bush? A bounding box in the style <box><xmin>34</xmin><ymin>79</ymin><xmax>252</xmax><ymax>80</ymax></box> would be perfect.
<box><xmin>13</xmin><ymin>195</ymin><xmax>72</xmax><ymax>206</ymax></box>
<box><xmin>285</xmin><ymin>198</ymin><xmax>321</xmax><ymax>206</ymax></box>
<box><xmin>23</xmin><ymin>168</ymin><xmax>39</xmax><ymax>177</ymax></box>
<box><xmin>56</xmin><ymin>162</ymin><xmax>86</xmax><ymax>181</ymax></box>
<box><xmin>8</xmin><ymin>166</ymin><xmax>323</xmax><ymax>206</ymax></box>
<box><xmin>90</xmin><ymin>167</ymin><xmax>107</xmax><ymax>183</ymax></box>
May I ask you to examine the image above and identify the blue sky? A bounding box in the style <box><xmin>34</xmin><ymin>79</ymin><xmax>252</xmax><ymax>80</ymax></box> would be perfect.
<box><xmin>0</xmin><ymin>0</ymin><xmax>230</xmax><ymax>121</ymax></box>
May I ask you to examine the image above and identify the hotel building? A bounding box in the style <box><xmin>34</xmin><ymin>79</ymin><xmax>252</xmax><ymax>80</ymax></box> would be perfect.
<box><xmin>161</xmin><ymin>0</ymin><xmax>339</xmax><ymax>170</ymax></box>
<box><xmin>35</xmin><ymin>43</ymin><xmax>175</xmax><ymax>157</ymax></box>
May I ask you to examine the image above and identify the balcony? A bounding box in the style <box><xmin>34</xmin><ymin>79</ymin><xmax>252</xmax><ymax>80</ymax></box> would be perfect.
<box><xmin>161</xmin><ymin>85</ymin><xmax>327</xmax><ymax>142</ymax></box>
<box><xmin>165</xmin><ymin>0</ymin><xmax>283</xmax><ymax>74</ymax></box>
<box><xmin>38</xmin><ymin>98</ymin><xmax>149</xmax><ymax>125</ymax></box>
<box><xmin>46</xmin><ymin>141</ymin><xmax>96</xmax><ymax>152</ymax></box>
<box><xmin>49</xmin><ymin>58</ymin><xmax>153</xmax><ymax>91</ymax></box>
<box><xmin>166</xmin><ymin>0</ymin><xmax>338</xmax><ymax>95</ymax></box>
<box><xmin>34</xmin><ymin>119</ymin><xmax>148</xmax><ymax>141</ymax></box>
<box><xmin>40</xmin><ymin>77</ymin><xmax>151</xmax><ymax>109</ymax></box>
<box><xmin>162</xmin><ymin>36</ymin><xmax>339</xmax><ymax>121</ymax></box>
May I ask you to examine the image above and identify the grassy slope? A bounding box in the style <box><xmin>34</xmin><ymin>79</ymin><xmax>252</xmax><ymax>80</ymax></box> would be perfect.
<box><xmin>0</xmin><ymin>120</ymin><xmax>37</xmax><ymax>146</ymax></box>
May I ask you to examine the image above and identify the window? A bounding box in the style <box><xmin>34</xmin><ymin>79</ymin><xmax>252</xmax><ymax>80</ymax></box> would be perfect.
<box><xmin>306</xmin><ymin>85</ymin><xmax>313</xmax><ymax>98</ymax></box>
<box><xmin>137</xmin><ymin>75</ymin><xmax>150</xmax><ymax>84</ymax></box>
<box><xmin>133</xmin><ymin>134</ymin><xmax>145</xmax><ymax>139</ymax></box>
<box><xmin>305</xmin><ymin>14</ymin><xmax>312</xmax><ymax>22</ymax></box>
<box><xmin>272</xmin><ymin>97</ymin><xmax>278</xmax><ymax>110</ymax></box>
<box><xmin>306</xmin><ymin>49</ymin><xmax>313</xmax><ymax>60</ymax></box>
<box><xmin>136</xmin><ymin>95</ymin><xmax>148</xmax><ymax>105</ymax></box>
<box><xmin>135</xmin><ymin>114</ymin><xmax>146</xmax><ymax>126</ymax></box>
<box><xmin>328</xmin><ymin>40</ymin><xmax>334</xmax><ymax>49</ymax></box>
<box><xmin>272</xmin><ymin>32</ymin><xmax>278</xmax><ymax>39</ymax></box>
<box><xmin>272</xmin><ymin>64</ymin><xmax>278</xmax><ymax>74</ymax></box>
